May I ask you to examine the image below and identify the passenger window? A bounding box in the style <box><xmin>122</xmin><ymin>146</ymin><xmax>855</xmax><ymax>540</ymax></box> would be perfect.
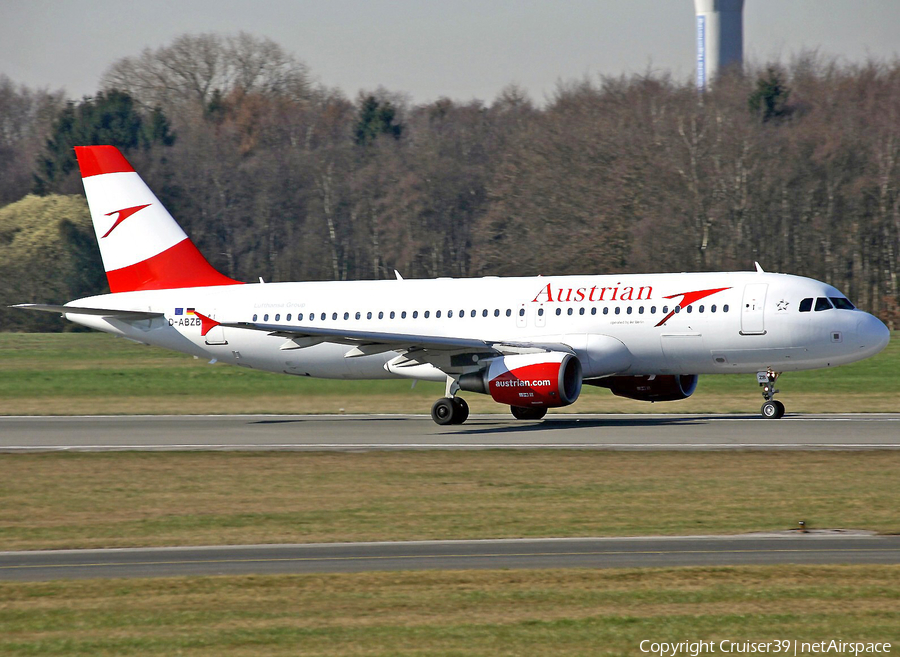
<box><xmin>401</xmin><ymin>311</ymin><xmax>407</xmax><ymax>319</ymax></box>
<box><xmin>471</xmin><ymin>310</ymin><xmax>477</xmax><ymax>318</ymax></box>
<box><xmin>698</xmin><ymin>306</ymin><xmax>703</xmax><ymax>313</ymax></box>
<box><xmin>603</xmin><ymin>307</ymin><xmax>609</xmax><ymax>315</ymax></box>
<box><xmin>412</xmin><ymin>311</ymin><xmax>418</xmax><ymax>318</ymax></box>
<box><xmin>494</xmin><ymin>309</ymin><xmax>500</xmax><ymax>317</ymax></box>
<box><xmin>538</xmin><ymin>308</ymin><xmax>544</xmax><ymax>317</ymax></box>
<box><xmin>518</xmin><ymin>308</ymin><xmax>524</xmax><ymax>316</ymax></box>
<box><xmin>482</xmin><ymin>309</ymin><xmax>488</xmax><ymax>317</ymax></box>
<box><xmin>675</xmin><ymin>306</ymin><xmax>681</xmax><ymax>313</ymax></box>
<box><xmin>650</xmin><ymin>306</ymin><xmax>656</xmax><ymax>314</ymax></box>
<box><xmin>638</xmin><ymin>306</ymin><xmax>644</xmax><ymax>314</ymax></box>
<box><xmin>615</xmin><ymin>307</ymin><xmax>621</xmax><ymax>315</ymax></box>
<box><xmin>506</xmin><ymin>309</ymin><xmax>512</xmax><ymax>317</ymax></box>
<box><xmin>723</xmin><ymin>305</ymin><xmax>729</xmax><ymax>312</ymax></box>
<box><xmin>662</xmin><ymin>306</ymin><xmax>669</xmax><ymax>314</ymax></box>
<box><xmin>567</xmin><ymin>308</ymin><xmax>573</xmax><ymax>316</ymax></box>
<box><xmin>424</xmin><ymin>311</ymin><xmax>429</xmax><ymax>319</ymax></box>
<box><xmin>435</xmin><ymin>311</ymin><xmax>440</xmax><ymax>318</ymax></box>
<box><xmin>390</xmin><ymin>311</ymin><xmax>395</xmax><ymax>319</ymax></box>
<box><xmin>344</xmin><ymin>312</ymin><xmax>350</xmax><ymax>320</ymax></box>
<box><xmin>627</xmin><ymin>307</ymin><xmax>633</xmax><ymax>315</ymax></box>
<box><xmin>378</xmin><ymin>311</ymin><xmax>384</xmax><ymax>319</ymax></box>
<box><xmin>332</xmin><ymin>312</ymin><xmax>338</xmax><ymax>320</ymax></box>
<box><xmin>830</xmin><ymin>297</ymin><xmax>855</xmax><ymax>310</ymax></box>
<box><xmin>367</xmin><ymin>312</ymin><xmax>372</xmax><ymax>319</ymax></box>
<box><xmin>355</xmin><ymin>312</ymin><xmax>361</xmax><ymax>320</ymax></box>
<box><xmin>711</xmin><ymin>305</ymin><xmax>716</xmax><ymax>313</ymax></box>
<box><xmin>556</xmin><ymin>308</ymin><xmax>562</xmax><ymax>316</ymax></box>
<box><xmin>253</xmin><ymin>314</ymin><xmax>258</xmax><ymax>321</ymax></box>
<box><xmin>799</xmin><ymin>298</ymin><xmax>813</xmax><ymax>313</ymax></box>
<box><xmin>321</xmin><ymin>313</ymin><xmax>325</xmax><ymax>321</ymax></box>
<box><xmin>448</xmin><ymin>310</ymin><xmax>453</xmax><ymax>318</ymax></box>
<box><xmin>815</xmin><ymin>297</ymin><xmax>833</xmax><ymax>312</ymax></box>
<box><xmin>579</xmin><ymin>307</ymin><xmax>585</xmax><ymax>315</ymax></box>
<box><xmin>591</xmin><ymin>307</ymin><xmax>597</xmax><ymax>315</ymax></box>
<box><xmin>686</xmin><ymin>306</ymin><xmax>692</xmax><ymax>314</ymax></box>
<box><xmin>264</xmin><ymin>314</ymin><xmax>269</xmax><ymax>321</ymax></box>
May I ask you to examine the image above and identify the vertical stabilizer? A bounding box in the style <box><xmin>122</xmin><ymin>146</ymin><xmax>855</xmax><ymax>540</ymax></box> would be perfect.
<box><xmin>74</xmin><ymin>146</ymin><xmax>241</xmax><ymax>292</ymax></box>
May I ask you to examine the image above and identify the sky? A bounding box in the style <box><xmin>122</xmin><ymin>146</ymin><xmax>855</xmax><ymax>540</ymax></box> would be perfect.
<box><xmin>2</xmin><ymin>0</ymin><xmax>899</xmax><ymax>104</ymax></box>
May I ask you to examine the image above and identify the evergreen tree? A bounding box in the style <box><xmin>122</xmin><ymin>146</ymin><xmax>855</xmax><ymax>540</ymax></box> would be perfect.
<box><xmin>33</xmin><ymin>90</ymin><xmax>174</xmax><ymax>194</ymax></box>
<box><xmin>748</xmin><ymin>67</ymin><xmax>792</xmax><ymax>123</ymax></box>
<box><xmin>354</xmin><ymin>95</ymin><xmax>402</xmax><ymax>146</ymax></box>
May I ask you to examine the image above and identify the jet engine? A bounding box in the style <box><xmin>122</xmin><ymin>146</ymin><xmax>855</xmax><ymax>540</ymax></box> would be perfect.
<box><xmin>589</xmin><ymin>374</ymin><xmax>698</xmax><ymax>402</ymax></box>
<box><xmin>459</xmin><ymin>352</ymin><xmax>583</xmax><ymax>407</ymax></box>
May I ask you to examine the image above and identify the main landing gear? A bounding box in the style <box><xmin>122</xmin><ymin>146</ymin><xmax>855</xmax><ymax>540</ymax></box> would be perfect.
<box><xmin>757</xmin><ymin>369</ymin><xmax>785</xmax><ymax>419</ymax></box>
<box><xmin>431</xmin><ymin>377</ymin><xmax>470</xmax><ymax>425</ymax></box>
<box><xmin>431</xmin><ymin>397</ymin><xmax>469</xmax><ymax>425</ymax></box>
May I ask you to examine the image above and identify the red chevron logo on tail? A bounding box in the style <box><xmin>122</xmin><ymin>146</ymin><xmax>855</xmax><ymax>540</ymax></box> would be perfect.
<box><xmin>102</xmin><ymin>204</ymin><xmax>151</xmax><ymax>238</ymax></box>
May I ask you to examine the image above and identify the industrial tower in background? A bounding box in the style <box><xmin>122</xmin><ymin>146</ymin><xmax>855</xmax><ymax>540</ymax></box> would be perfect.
<box><xmin>694</xmin><ymin>0</ymin><xmax>745</xmax><ymax>88</ymax></box>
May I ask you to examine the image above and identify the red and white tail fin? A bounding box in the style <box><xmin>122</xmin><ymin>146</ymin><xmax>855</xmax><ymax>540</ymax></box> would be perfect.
<box><xmin>74</xmin><ymin>146</ymin><xmax>241</xmax><ymax>293</ymax></box>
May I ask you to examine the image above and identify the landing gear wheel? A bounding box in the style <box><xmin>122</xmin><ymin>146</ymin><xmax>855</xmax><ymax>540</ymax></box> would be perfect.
<box><xmin>761</xmin><ymin>400</ymin><xmax>785</xmax><ymax>419</ymax></box>
<box><xmin>451</xmin><ymin>397</ymin><xmax>469</xmax><ymax>424</ymax></box>
<box><xmin>757</xmin><ymin>369</ymin><xmax>785</xmax><ymax>419</ymax></box>
<box><xmin>510</xmin><ymin>405</ymin><xmax>548</xmax><ymax>421</ymax></box>
<box><xmin>431</xmin><ymin>398</ymin><xmax>456</xmax><ymax>425</ymax></box>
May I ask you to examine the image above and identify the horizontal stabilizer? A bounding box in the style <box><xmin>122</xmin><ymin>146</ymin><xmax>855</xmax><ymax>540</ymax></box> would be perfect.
<box><xmin>11</xmin><ymin>304</ymin><xmax>163</xmax><ymax>321</ymax></box>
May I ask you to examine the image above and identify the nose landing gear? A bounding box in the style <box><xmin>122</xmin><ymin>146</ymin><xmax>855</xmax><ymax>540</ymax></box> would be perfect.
<box><xmin>757</xmin><ymin>369</ymin><xmax>785</xmax><ymax>419</ymax></box>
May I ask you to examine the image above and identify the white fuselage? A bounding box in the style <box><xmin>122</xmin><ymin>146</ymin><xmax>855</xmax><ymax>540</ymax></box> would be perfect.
<box><xmin>65</xmin><ymin>270</ymin><xmax>890</xmax><ymax>382</ymax></box>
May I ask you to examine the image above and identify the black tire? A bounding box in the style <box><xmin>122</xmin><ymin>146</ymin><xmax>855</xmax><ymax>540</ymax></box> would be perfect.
<box><xmin>773</xmin><ymin>400</ymin><xmax>785</xmax><ymax>418</ymax></box>
<box><xmin>761</xmin><ymin>400</ymin><xmax>784</xmax><ymax>419</ymax></box>
<box><xmin>431</xmin><ymin>398</ymin><xmax>456</xmax><ymax>425</ymax></box>
<box><xmin>451</xmin><ymin>397</ymin><xmax>469</xmax><ymax>424</ymax></box>
<box><xmin>510</xmin><ymin>405</ymin><xmax>548</xmax><ymax>421</ymax></box>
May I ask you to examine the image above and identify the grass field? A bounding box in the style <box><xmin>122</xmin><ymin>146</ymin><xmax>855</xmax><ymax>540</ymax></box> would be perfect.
<box><xmin>2</xmin><ymin>451</ymin><xmax>898</xmax><ymax>550</ymax></box>
<box><xmin>0</xmin><ymin>331</ymin><xmax>897</xmax><ymax>415</ymax></box>
<box><xmin>1</xmin><ymin>566</ymin><xmax>898</xmax><ymax>656</ymax></box>
<box><xmin>2</xmin><ymin>334</ymin><xmax>897</xmax><ymax>654</ymax></box>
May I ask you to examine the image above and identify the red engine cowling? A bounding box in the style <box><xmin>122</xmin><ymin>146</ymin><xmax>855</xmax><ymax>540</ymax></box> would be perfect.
<box><xmin>460</xmin><ymin>352</ymin><xmax>583</xmax><ymax>408</ymax></box>
<box><xmin>592</xmin><ymin>374</ymin><xmax>698</xmax><ymax>402</ymax></box>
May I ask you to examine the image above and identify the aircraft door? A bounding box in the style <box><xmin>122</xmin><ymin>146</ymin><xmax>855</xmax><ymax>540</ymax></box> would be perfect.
<box><xmin>534</xmin><ymin>303</ymin><xmax>546</xmax><ymax>328</ymax></box>
<box><xmin>516</xmin><ymin>303</ymin><xmax>527</xmax><ymax>328</ymax></box>
<box><xmin>740</xmin><ymin>284</ymin><xmax>767</xmax><ymax>335</ymax></box>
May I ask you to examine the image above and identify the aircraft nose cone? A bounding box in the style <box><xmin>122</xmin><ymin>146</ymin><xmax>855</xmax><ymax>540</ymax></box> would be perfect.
<box><xmin>855</xmin><ymin>313</ymin><xmax>891</xmax><ymax>357</ymax></box>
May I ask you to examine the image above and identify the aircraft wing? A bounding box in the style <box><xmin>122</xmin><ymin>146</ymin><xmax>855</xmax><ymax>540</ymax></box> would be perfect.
<box><xmin>220</xmin><ymin>319</ymin><xmax>575</xmax><ymax>360</ymax></box>
<box><xmin>11</xmin><ymin>304</ymin><xmax>164</xmax><ymax>321</ymax></box>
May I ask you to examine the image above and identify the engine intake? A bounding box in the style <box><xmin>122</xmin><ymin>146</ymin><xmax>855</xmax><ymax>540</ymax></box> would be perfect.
<box><xmin>589</xmin><ymin>374</ymin><xmax>698</xmax><ymax>402</ymax></box>
<box><xmin>459</xmin><ymin>352</ymin><xmax>583</xmax><ymax>408</ymax></box>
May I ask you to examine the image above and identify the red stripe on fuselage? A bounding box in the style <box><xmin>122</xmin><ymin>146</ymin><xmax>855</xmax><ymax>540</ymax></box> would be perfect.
<box><xmin>105</xmin><ymin>238</ymin><xmax>242</xmax><ymax>293</ymax></box>
<box><xmin>74</xmin><ymin>146</ymin><xmax>135</xmax><ymax>178</ymax></box>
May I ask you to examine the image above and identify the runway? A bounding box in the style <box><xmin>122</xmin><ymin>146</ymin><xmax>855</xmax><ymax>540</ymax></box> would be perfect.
<box><xmin>2</xmin><ymin>534</ymin><xmax>898</xmax><ymax>581</ymax></box>
<box><xmin>0</xmin><ymin>413</ymin><xmax>898</xmax><ymax>451</ymax></box>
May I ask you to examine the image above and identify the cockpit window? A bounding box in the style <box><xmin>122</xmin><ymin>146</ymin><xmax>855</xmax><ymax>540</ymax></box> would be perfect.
<box><xmin>799</xmin><ymin>298</ymin><xmax>813</xmax><ymax>313</ymax></box>
<box><xmin>814</xmin><ymin>297</ymin><xmax>833</xmax><ymax>312</ymax></box>
<box><xmin>829</xmin><ymin>297</ymin><xmax>855</xmax><ymax>310</ymax></box>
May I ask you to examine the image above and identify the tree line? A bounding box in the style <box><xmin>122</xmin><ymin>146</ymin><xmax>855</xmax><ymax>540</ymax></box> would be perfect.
<box><xmin>1</xmin><ymin>32</ymin><xmax>898</xmax><ymax>331</ymax></box>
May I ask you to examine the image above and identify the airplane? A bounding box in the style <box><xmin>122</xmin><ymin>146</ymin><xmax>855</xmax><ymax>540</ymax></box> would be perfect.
<box><xmin>14</xmin><ymin>146</ymin><xmax>891</xmax><ymax>425</ymax></box>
